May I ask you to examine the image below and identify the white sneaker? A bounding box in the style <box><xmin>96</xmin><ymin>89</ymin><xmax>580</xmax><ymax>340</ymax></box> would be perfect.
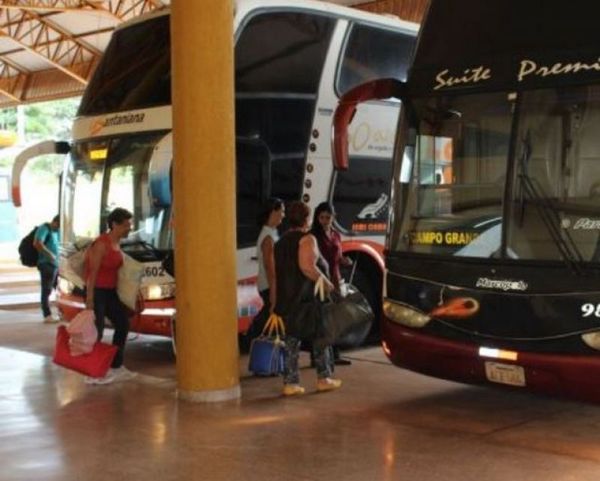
<box><xmin>110</xmin><ymin>366</ymin><xmax>137</xmax><ymax>382</ymax></box>
<box><xmin>84</xmin><ymin>371</ymin><xmax>116</xmax><ymax>385</ymax></box>
<box><xmin>43</xmin><ymin>315</ymin><xmax>59</xmax><ymax>324</ymax></box>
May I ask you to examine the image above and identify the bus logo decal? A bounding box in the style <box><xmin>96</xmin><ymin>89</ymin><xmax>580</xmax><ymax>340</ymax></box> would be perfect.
<box><xmin>573</xmin><ymin>218</ymin><xmax>600</xmax><ymax>230</ymax></box>
<box><xmin>476</xmin><ymin>277</ymin><xmax>528</xmax><ymax>292</ymax></box>
<box><xmin>434</xmin><ymin>66</ymin><xmax>492</xmax><ymax>90</ymax></box>
<box><xmin>518</xmin><ymin>58</ymin><xmax>600</xmax><ymax>83</ymax></box>
<box><xmin>88</xmin><ymin>113</ymin><xmax>146</xmax><ymax>136</ymax></box>
<box><xmin>90</xmin><ymin>119</ymin><xmax>104</xmax><ymax>136</ymax></box>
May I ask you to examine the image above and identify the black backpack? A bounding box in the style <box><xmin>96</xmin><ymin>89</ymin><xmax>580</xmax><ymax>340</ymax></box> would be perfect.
<box><xmin>18</xmin><ymin>225</ymin><xmax>49</xmax><ymax>267</ymax></box>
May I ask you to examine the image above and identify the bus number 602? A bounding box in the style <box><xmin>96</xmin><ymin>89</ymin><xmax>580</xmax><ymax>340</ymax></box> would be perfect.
<box><xmin>144</xmin><ymin>266</ymin><xmax>165</xmax><ymax>278</ymax></box>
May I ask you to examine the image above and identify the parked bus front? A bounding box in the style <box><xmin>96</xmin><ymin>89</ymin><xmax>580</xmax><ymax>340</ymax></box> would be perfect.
<box><xmin>382</xmin><ymin>0</ymin><xmax>600</xmax><ymax>403</ymax></box>
<box><xmin>333</xmin><ymin>0</ymin><xmax>600</xmax><ymax>402</ymax></box>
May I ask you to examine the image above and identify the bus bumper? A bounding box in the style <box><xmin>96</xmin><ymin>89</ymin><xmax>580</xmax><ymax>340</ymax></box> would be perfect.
<box><xmin>381</xmin><ymin>317</ymin><xmax>600</xmax><ymax>403</ymax></box>
<box><xmin>57</xmin><ymin>293</ymin><xmax>175</xmax><ymax>337</ymax></box>
<box><xmin>57</xmin><ymin>289</ymin><xmax>258</xmax><ymax>337</ymax></box>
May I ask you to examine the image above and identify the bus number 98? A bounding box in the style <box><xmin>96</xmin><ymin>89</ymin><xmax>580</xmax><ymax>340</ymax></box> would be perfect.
<box><xmin>581</xmin><ymin>303</ymin><xmax>600</xmax><ymax>318</ymax></box>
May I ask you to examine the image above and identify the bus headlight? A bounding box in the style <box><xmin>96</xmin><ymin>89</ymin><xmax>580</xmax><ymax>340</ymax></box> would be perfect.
<box><xmin>383</xmin><ymin>299</ymin><xmax>431</xmax><ymax>328</ymax></box>
<box><xmin>141</xmin><ymin>283</ymin><xmax>175</xmax><ymax>301</ymax></box>
<box><xmin>582</xmin><ymin>331</ymin><xmax>600</xmax><ymax>350</ymax></box>
<box><xmin>58</xmin><ymin>277</ymin><xmax>74</xmax><ymax>295</ymax></box>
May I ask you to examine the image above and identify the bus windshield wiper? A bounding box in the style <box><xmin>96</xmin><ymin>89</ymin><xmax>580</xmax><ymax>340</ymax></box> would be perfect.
<box><xmin>121</xmin><ymin>238</ymin><xmax>164</xmax><ymax>261</ymax></box>
<box><xmin>517</xmin><ymin>132</ymin><xmax>586</xmax><ymax>275</ymax></box>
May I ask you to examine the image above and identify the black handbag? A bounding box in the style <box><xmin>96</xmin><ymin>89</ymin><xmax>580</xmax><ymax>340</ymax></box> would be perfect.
<box><xmin>282</xmin><ymin>278</ymin><xmax>374</xmax><ymax>347</ymax></box>
<box><xmin>280</xmin><ymin>279</ymin><xmax>323</xmax><ymax>341</ymax></box>
<box><xmin>313</xmin><ymin>288</ymin><xmax>374</xmax><ymax>349</ymax></box>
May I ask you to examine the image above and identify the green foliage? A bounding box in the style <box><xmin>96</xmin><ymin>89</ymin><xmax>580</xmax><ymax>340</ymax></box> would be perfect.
<box><xmin>0</xmin><ymin>97</ymin><xmax>80</xmax><ymax>172</ymax></box>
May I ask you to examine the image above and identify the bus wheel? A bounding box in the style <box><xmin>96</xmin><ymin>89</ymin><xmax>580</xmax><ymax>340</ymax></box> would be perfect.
<box><xmin>341</xmin><ymin>256</ymin><xmax>382</xmax><ymax>346</ymax></box>
<box><xmin>170</xmin><ymin>316</ymin><xmax>177</xmax><ymax>356</ymax></box>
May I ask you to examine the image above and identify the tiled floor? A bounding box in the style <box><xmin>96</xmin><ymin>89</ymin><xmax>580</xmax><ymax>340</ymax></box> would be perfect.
<box><xmin>1</xmin><ymin>309</ymin><xmax>600</xmax><ymax>481</ymax></box>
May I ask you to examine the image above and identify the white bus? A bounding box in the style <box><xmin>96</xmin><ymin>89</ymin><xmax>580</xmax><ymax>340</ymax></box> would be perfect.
<box><xmin>30</xmin><ymin>0</ymin><xmax>417</xmax><ymax>340</ymax></box>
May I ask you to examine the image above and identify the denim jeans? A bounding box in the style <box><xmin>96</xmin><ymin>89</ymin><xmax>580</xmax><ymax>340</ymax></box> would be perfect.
<box><xmin>283</xmin><ymin>335</ymin><xmax>332</xmax><ymax>385</ymax></box>
<box><xmin>38</xmin><ymin>263</ymin><xmax>57</xmax><ymax>317</ymax></box>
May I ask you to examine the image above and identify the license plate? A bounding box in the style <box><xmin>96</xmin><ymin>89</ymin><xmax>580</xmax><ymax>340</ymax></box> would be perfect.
<box><xmin>484</xmin><ymin>361</ymin><xmax>526</xmax><ymax>387</ymax></box>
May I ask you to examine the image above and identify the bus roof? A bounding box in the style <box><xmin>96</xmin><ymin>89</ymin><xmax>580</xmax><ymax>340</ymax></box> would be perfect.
<box><xmin>409</xmin><ymin>0</ymin><xmax>600</xmax><ymax>96</ymax></box>
<box><xmin>116</xmin><ymin>0</ymin><xmax>418</xmax><ymax>36</ymax></box>
<box><xmin>235</xmin><ymin>0</ymin><xmax>418</xmax><ymax>34</ymax></box>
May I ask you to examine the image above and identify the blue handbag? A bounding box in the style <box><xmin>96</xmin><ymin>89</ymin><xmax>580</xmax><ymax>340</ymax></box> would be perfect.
<box><xmin>248</xmin><ymin>314</ymin><xmax>286</xmax><ymax>376</ymax></box>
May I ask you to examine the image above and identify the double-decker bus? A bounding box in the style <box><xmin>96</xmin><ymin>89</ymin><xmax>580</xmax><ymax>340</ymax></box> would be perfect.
<box><xmin>24</xmin><ymin>0</ymin><xmax>417</xmax><ymax>341</ymax></box>
<box><xmin>334</xmin><ymin>0</ymin><xmax>600</xmax><ymax>402</ymax></box>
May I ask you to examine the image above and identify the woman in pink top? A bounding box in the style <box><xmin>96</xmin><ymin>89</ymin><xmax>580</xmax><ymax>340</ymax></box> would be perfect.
<box><xmin>85</xmin><ymin>207</ymin><xmax>135</xmax><ymax>385</ymax></box>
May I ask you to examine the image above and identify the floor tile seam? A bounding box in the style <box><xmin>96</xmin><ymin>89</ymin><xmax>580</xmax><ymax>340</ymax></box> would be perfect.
<box><xmin>478</xmin><ymin>405</ymin><xmax>580</xmax><ymax>437</ymax></box>
<box><xmin>375</xmin><ymin>420</ymin><xmax>600</xmax><ymax>466</ymax></box>
<box><xmin>478</xmin><ymin>434</ymin><xmax>600</xmax><ymax>465</ymax></box>
<box><xmin>176</xmin><ymin>443</ymin><xmax>322</xmax><ymax>481</ymax></box>
<box><xmin>474</xmin><ymin>413</ymin><xmax>600</xmax><ymax>464</ymax></box>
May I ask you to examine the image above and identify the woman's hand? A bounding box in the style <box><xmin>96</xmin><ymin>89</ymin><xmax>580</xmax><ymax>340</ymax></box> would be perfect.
<box><xmin>322</xmin><ymin>276</ymin><xmax>335</xmax><ymax>294</ymax></box>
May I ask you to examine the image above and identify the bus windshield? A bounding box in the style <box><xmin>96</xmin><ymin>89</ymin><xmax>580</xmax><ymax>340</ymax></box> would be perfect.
<box><xmin>62</xmin><ymin>132</ymin><xmax>172</xmax><ymax>251</ymax></box>
<box><xmin>78</xmin><ymin>14</ymin><xmax>170</xmax><ymax>116</ymax></box>
<box><xmin>390</xmin><ymin>86</ymin><xmax>600</xmax><ymax>264</ymax></box>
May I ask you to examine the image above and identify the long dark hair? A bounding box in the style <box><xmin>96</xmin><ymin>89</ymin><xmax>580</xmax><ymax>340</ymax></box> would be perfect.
<box><xmin>257</xmin><ymin>197</ymin><xmax>283</xmax><ymax>227</ymax></box>
<box><xmin>310</xmin><ymin>202</ymin><xmax>335</xmax><ymax>239</ymax></box>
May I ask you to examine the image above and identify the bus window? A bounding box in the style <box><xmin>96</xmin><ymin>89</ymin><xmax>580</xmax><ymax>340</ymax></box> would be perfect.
<box><xmin>235</xmin><ymin>11</ymin><xmax>335</xmax><ymax>246</ymax></box>
<box><xmin>332</xmin><ymin>25</ymin><xmax>414</xmax><ymax>235</ymax></box>
<box><xmin>332</xmin><ymin>156</ymin><xmax>392</xmax><ymax>234</ymax></box>
<box><xmin>236</xmin><ymin>12</ymin><xmax>334</xmax><ymax>94</ymax></box>
<box><xmin>507</xmin><ymin>85</ymin><xmax>600</xmax><ymax>262</ymax></box>
<box><xmin>78</xmin><ymin>14</ymin><xmax>170</xmax><ymax>116</ymax></box>
<box><xmin>236</xmin><ymin>140</ymin><xmax>271</xmax><ymax>247</ymax></box>
<box><xmin>392</xmin><ymin>92</ymin><xmax>512</xmax><ymax>257</ymax></box>
<box><xmin>64</xmin><ymin>145</ymin><xmax>104</xmax><ymax>242</ymax></box>
<box><xmin>103</xmin><ymin>134</ymin><xmax>167</xmax><ymax>248</ymax></box>
<box><xmin>336</xmin><ymin>23</ymin><xmax>414</xmax><ymax>96</ymax></box>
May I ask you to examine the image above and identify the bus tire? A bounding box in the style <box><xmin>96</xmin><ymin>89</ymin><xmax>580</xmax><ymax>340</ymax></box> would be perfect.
<box><xmin>341</xmin><ymin>255</ymin><xmax>382</xmax><ymax>345</ymax></box>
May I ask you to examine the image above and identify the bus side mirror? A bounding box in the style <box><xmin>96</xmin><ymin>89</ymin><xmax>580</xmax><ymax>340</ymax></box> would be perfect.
<box><xmin>332</xmin><ymin>78</ymin><xmax>406</xmax><ymax>171</ymax></box>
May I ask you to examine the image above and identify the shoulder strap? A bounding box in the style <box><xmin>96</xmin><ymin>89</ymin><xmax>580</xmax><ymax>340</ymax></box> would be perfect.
<box><xmin>44</xmin><ymin>223</ymin><xmax>52</xmax><ymax>243</ymax></box>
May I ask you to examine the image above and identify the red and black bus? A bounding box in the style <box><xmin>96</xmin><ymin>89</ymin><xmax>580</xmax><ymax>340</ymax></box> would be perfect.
<box><xmin>334</xmin><ymin>0</ymin><xmax>600</xmax><ymax>402</ymax></box>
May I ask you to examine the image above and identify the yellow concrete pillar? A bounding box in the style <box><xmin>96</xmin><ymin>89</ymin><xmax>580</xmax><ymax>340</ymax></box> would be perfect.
<box><xmin>171</xmin><ymin>0</ymin><xmax>240</xmax><ymax>402</ymax></box>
